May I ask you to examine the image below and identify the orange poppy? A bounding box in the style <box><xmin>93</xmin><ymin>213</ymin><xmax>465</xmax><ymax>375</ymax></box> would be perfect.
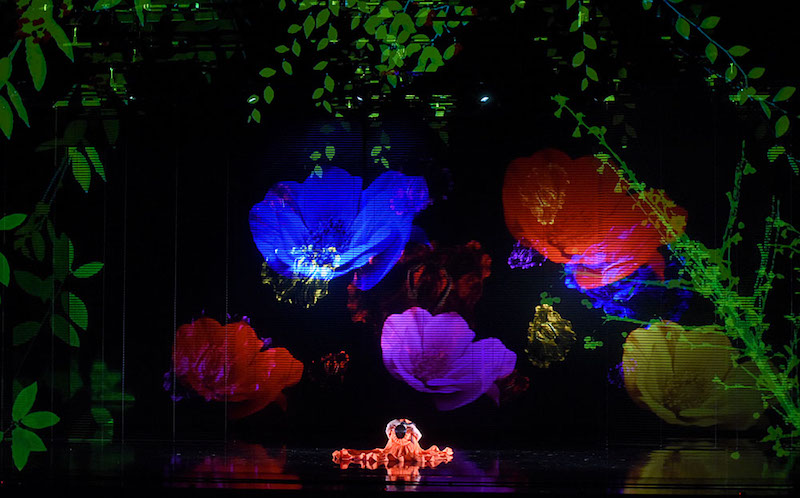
<box><xmin>503</xmin><ymin>148</ymin><xmax>686</xmax><ymax>289</ymax></box>
<box><xmin>172</xmin><ymin>317</ymin><xmax>303</xmax><ymax>419</ymax></box>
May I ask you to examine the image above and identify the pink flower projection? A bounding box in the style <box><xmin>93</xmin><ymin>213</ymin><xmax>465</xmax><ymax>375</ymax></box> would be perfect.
<box><xmin>503</xmin><ymin>148</ymin><xmax>687</xmax><ymax>289</ymax></box>
<box><xmin>381</xmin><ymin>307</ymin><xmax>516</xmax><ymax>411</ymax></box>
<box><xmin>172</xmin><ymin>318</ymin><xmax>303</xmax><ymax>419</ymax></box>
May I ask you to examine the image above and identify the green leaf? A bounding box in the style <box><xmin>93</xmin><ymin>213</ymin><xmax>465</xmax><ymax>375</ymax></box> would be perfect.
<box><xmin>331</xmin><ymin>1</ymin><xmax>340</xmax><ymax>16</ymax></box>
<box><xmin>264</xmin><ymin>86</ymin><xmax>275</xmax><ymax>104</ymax></box>
<box><xmin>571</xmin><ymin>51</ymin><xmax>585</xmax><ymax>68</ymax></box>
<box><xmin>323</xmin><ymin>100</ymin><xmax>332</xmax><ymax>113</ymax></box>
<box><xmin>52</xmin><ymin>314</ymin><xmax>79</xmax><ymax>347</ymax></box>
<box><xmin>304</xmin><ymin>15</ymin><xmax>315</xmax><ymax>38</ymax></box>
<box><xmin>642</xmin><ymin>0</ymin><xmax>652</xmax><ymax>10</ymax></box>
<box><xmin>275</xmin><ymin>45</ymin><xmax>290</xmax><ymax>54</ymax></box>
<box><xmin>748</xmin><ymin>67</ymin><xmax>765</xmax><ymax>79</ymax></box>
<box><xmin>700</xmin><ymin>16</ymin><xmax>720</xmax><ymax>29</ymax></box>
<box><xmin>12</xmin><ymin>427</ymin><xmax>46</xmax><ymax>471</ymax></box>
<box><xmin>68</xmin><ymin>147</ymin><xmax>91</xmax><ymax>192</ymax></box>
<box><xmin>73</xmin><ymin>261</ymin><xmax>104</xmax><ymax>278</ymax></box>
<box><xmin>0</xmin><ymin>431</ymin><xmax>3</xmax><ymax>443</ymax></box>
<box><xmin>259</xmin><ymin>67</ymin><xmax>277</xmax><ymax>78</ymax></box>
<box><xmin>0</xmin><ymin>95</ymin><xmax>12</xmax><ymax>138</ymax></box>
<box><xmin>583</xmin><ymin>33</ymin><xmax>597</xmax><ymax>50</ymax></box>
<box><xmin>0</xmin><ymin>56</ymin><xmax>11</xmax><ymax>86</ymax></box>
<box><xmin>572</xmin><ymin>126</ymin><xmax>581</xmax><ymax>138</ymax></box>
<box><xmin>13</xmin><ymin>321</ymin><xmax>39</xmax><ymax>346</ymax></box>
<box><xmin>725</xmin><ymin>64</ymin><xmax>738</xmax><ymax>82</ymax></box>
<box><xmin>14</xmin><ymin>270</ymin><xmax>48</xmax><ymax>300</ymax></box>
<box><xmin>581</xmin><ymin>78</ymin><xmax>588</xmax><ymax>91</ymax></box>
<box><xmin>22</xmin><ymin>411</ymin><xmax>60</xmax><ymax>429</ymax></box>
<box><xmin>325</xmin><ymin>145</ymin><xmax>335</xmax><ymax>160</ymax></box>
<box><xmin>705</xmin><ymin>43</ymin><xmax>718</xmax><ymax>63</ymax></box>
<box><xmin>760</xmin><ymin>101</ymin><xmax>772</xmax><ymax>119</ymax></box>
<box><xmin>328</xmin><ymin>25</ymin><xmax>338</xmax><ymax>42</ymax></box>
<box><xmin>31</xmin><ymin>232</ymin><xmax>45</xmax><ymax>261</ymax></box>
<box><xmin>13</xmin><ymin>382</ymin><xmax>37</xmax><ymax>421</ymax></box>
<box><xmin>0</xmin><ymin>81</ymin><xmax>22</xmax><ymax>128</ymax></box>
<box><xmin>85</xmin><ymin>147</ymin><xmax>105</xmax><ymax>182</ymax></box>
<box><xmin>567</xmin><ymin>0</ymin><xmax>578</xmax><ymax>8</ymax></box>
<box><xmin>278</xmin><ymin>0</ymin><xmax>286</xmax><ymax>10</ymax></box>
<box><xmin>675</xmin><ymin>17</ymin><xmax>691</xmax><ymax>39</ymax></box>
<box><xmin>134</xmin><ymin>0</ymin><xmax>146</xmax><ymax>25</ymax></box>
<box><xmin>317</xmin><ymin>38</ymin><xmax>330</xmax><ymax>51</ymax></box>
<box><xmin>351</xmin><ymin>16</ymin><xmax>362</xmax><ymax>30</ymax></box>
<box><xmin>443</xmin><ymin>44</ymin><xmax>456</xmax><ymax>60</ymax></box>
<box><xmin>312</xmin><ymin>87</ymin><xmax>324</xmax><ymax>99</ymax></box>
<box><xmin>93</xmin><ymin>0</ymin><xmax>123</xmax><ymax>10</ymax></box>
<box><xmin>729</xmin><ymin>45</ymin><xmax>750</xmax><ymax>57</ymax></box>
<box><xmin>774</xmin><ymin>86</ymin><xmax>796</xmax><ymax>102</ymax></box>
<box><xmin>313</xmin><ymin>61</ymin><xmax>328</xmax><ymax>71</ymax></box>
<box><xmin>62</xmin><ymin>292</ymin><xmax>89</xmax><ymax>330</ymax></box>
<box><xmin>52</xmin><ymin>233</ymin><xmax>73</xmax><ymax>282</ymax></box>
<box><xmin>313</xmin><ymin>164</ymin><xmax>323</xmax><ymax>177</ymax></box>
<box><xmin>0</xmin><ymin>213</ymin><xmax>26</xmax><ymax>230</ymax></box>
<box><xmin>586</xmin><ymin>66</ymin><xmax>599</xmax><ymax>82</ymax></box>
<box><xmin>569</xmin><ymin>19</ymin><xmax>580</xmax><ymax>32</ymax></box>
<box><xmin>324</xmin><ymin>74</ymin><xmax>334</xmax><ymax>92</ymax></box>
<box><xmin>371</xmin><ymin>145</ymin><xmax>382</xmax><ymax>157</ymax></box>
<box><xmin>25</xmin><ymin>38</ymin><xmax>46</xmax><ymax>92</ymax></box>
<box><xmin>288</xmin><ymin>24</ymin><xmax>302</xmax><ymax>34</ymax></box>
<box><xmin>0</xmin><ymin>251</ymin><xmax>9</xmax><ymax>286</ymax></box>
<box><xmin>292</xmin><ymin>39</ymin><xmax>301</xmax><ymax>57</ymax></box>
<box><xmin>282</xmin><ymin>61</ymin><xmax>293</xmax><ymax>75</ymax></box>
<box><xmin>316</xmin><ymin>8</ymin><xmax>330</xmax><ymax>28</ymax></box>
<box><xmin>250</xmin><ymin>109</ymin><xmax>261</xmax><ymax>123</ymax></box>
<box><xmin>775</xmin><ymin>115</ymin><xmax>790</xmax><ymax>138</ymax></box>
<box><xmin>46</xmin><ymin>20</ymin><xmax>74</xmax><ymax>62</ymax></box>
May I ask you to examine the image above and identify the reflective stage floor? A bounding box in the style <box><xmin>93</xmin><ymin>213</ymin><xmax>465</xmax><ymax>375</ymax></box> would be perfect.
<box><xmin>0</xmin><ymin>439</ymin><xmax>797</xmax><ymax>496</ymax></box>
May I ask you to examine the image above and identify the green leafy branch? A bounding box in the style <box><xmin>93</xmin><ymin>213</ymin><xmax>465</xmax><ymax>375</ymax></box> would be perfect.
<box><xmin>1</xmin><ymin>382</ymin><xmax>60</xmax><ymax>470</ymax></box>
<box><xmin>645</xmin><ymin>0</ymin><xmax>797</xmax><ymax>141</ymax></box>
<box><xmin>2</xmin><ymin>1</ymin><xmax>75</xmax><ymax>139</ymax></box>
<box><xmin>565</xmin><ymin>0</ymin><xmax>601</xmax><ymax>92</ymax></box>
<box><xmin>552</xmin><ymin>94</ymin><xmax>800</xmax><ymax>444</ymax></box>
<box><xmin>251</xmin><ymin>0</ymin><xmax>472</xmax><ymax>119</ymax></box>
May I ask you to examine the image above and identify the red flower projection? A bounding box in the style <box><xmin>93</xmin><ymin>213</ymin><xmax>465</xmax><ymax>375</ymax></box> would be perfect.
<box><xmin>502</xmin><ymin>149</ymin><xmax>687</xmax><ymax>289</ymax></box>
<box><xmin>172</xmin><ymin>318</ymin><xmax>303</xmax><ymax>419</ymax></box>
<box><xmin>348</xmin><ymin>241</ymin><xmax>492</xmax><ymax>328</ymax></box>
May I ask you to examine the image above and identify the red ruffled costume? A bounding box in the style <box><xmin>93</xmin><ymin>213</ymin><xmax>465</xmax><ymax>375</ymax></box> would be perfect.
<box><xmin>332</xmin><ymin>419</ymin><xmax>453</xmax><ymax>468</ymax></box>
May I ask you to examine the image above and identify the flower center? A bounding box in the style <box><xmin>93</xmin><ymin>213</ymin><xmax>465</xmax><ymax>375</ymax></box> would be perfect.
<box><xmin>412</xmin><ymin>350</ymin><xmax>451</xmax><ymax>386</ymax></box>
<box><xmin>290</xmin><ymin>218</ymin><xmax>351</xmax><ymax>280</ymax></box>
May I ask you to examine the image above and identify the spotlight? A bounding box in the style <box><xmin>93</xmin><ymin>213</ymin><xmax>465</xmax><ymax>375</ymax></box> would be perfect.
<box><xmin>479</xmin><ymin>95</ymin><xmax>490</xmax><ymax>103</ymax></box>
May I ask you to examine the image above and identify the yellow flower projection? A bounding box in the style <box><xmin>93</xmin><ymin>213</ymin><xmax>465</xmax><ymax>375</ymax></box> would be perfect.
<box><xmin>622</xmin><ymin>321</ymin><xmax>764</xmax><ymax>430</ymax></box>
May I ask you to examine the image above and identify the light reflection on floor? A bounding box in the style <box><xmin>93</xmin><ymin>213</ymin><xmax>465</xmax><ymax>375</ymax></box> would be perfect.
<box><xmin>0</xmin><ymin>438</ymin><xmax>796</xmax><ymax>495</ymax></box>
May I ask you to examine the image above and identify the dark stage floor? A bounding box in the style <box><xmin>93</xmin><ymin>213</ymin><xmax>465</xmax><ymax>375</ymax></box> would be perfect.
<box><xmin>0</xmin><ymin>439</ymin><xmax>797</xmax><ymax>496</ymax></box>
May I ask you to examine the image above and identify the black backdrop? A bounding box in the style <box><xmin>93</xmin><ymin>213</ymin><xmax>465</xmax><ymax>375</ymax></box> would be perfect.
<box><xmin>1</xmin><ymin>1</ymin><xmax>798</xmax><ymax>451</ymax></box>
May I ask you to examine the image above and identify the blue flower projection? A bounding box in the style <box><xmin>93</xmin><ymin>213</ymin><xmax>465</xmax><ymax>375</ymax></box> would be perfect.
<box><xmin>250</xmin><ymin>167</ymin><xmax>429</xmax><ymax>304</ymax></box>
<box><xmin>564</xmin><ymin>260</ymin><xmax>691</xmax><ymax>322</ymax></box>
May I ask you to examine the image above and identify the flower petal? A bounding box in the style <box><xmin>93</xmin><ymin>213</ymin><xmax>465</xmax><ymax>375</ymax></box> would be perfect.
<box><xmin>294</xmin><ymin>167</ymin><xmax>362</xmax><ymax>229</ymax></box>
<box><xmin>420</xmin><ymin>312</ymin><xmax>475</xmax><ymax>358</ymax></box>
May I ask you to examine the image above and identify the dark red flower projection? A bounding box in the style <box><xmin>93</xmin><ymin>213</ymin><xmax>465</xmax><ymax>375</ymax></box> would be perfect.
<box><xmin>502</xmin><ymin>149</ymin><xmax>687</xmax><ymax>289</ymax></box>
<box><xmin>348</xmin><ymin>241</ymin><xmax>492</xmax><ymax>328</ymax></box>
<box><xmin>172</xmin><ymin>317</ymin><xmax>303</xmax><ymax>419</ymax></box>
<box><xmin>179</xmin><ymin>444</ymin><xmax>300</xmax><ymax>490</ymax></box>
